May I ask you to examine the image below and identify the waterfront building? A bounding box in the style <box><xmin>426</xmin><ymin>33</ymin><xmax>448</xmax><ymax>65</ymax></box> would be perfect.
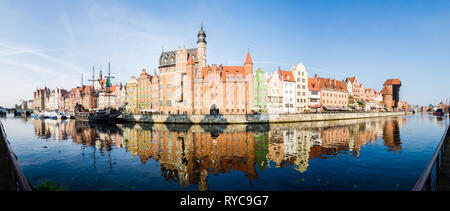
<box><xmin>157</xmin><ymin>26</ymin><xmax>253</xmax><ymax>115</ymax></box>
<box><xmin>363</xmin><ymin>88</ymin><xmax>383</xmax><ymax>111</ymax></box>
<box><xmin>33</xmin><ymin>87</ymin><xmax>50</xmax><ymax>111</ymax></box>
<box><xmin>137</xmin><ymin>69</ymin><xmax>153</xmax><ymax>112</ymax></box>
<box><xmin>158</xmin><ymin>27</ymin><xmax>206</xmax><ymax>115</ymax></box>
<box><xmin>126</xmin><ymin>76</ymin><xmax>138</xmax><ymax>113</ymax></box>
<box><xmin>48</xmin><ymin>88</ymin><xmax>68</xmax><ymax>111</ymax></box>
<box><xmin>66</xmin><ymin>87</ymin><xmax>82</xmax><ymax>112</ymax></box>
<box><xmin>267</xmin><ymin>70</ymin><xmax>283</xmax><ymax>114</ymax></box>
<box><xmin>290</xmin><ymin>63</ymin><xmax>309</xmax><ymax>112</ymax></box>
<box><xmin>150</xmin><ymin>72</ymin><xmax>160</xmax><ymax>113</ymax></box>
<box><xmin>20</xmin><ymin>100</ymin><xmax>28</xmax><ymax>110</ymax></box>
<box><xmin>121</xmin><ymin>85</ymin><xmax>127</xmax><ymax>109</ymax></box>
<box><xmin>81</xmin><ymin>85</ymin><xmax>98</xmax><ymax>110</ymax></box>
<box><xmin>93</xmin><ymin>69</ymin><xmax>106</xmax><ymax>91</ymax></box>
<box><xmin>314</xmin><ymin>74</ymin><xmax>349</xmax><ymax>111</ymax></box>
<box><xmin>398</xmin><ymin>99</ymin><xmax>408</xmax><ymax>111</ymax></box>
<box><xmin>380</xmin><ymin>79</ymin><xmax>401</xmax><ymax>111</ymax></box>
<box><xmin>345</xmin><ymin>76</ymin><xmax>362</xmax><ymax>101</ymax></box>
<box><xmin>98</xmin><ymin>85</ymin><xmax>122</xmax><ymax>109</ymax></box>
<box><xmin>279</xmin><ymin>69</ymin><xmax>296</xmax><ymax>113</ymax></box>
<box><xmin>25</xmin><ymin>100</ymin><xmax>33</xmax><ymax>110</ymax></box>
<box><xmin>253</xmin><ymin>68</ymin><xmax>269</xmax><ymax>113</ymax></box>
<box><xmin>307</xmin><ymin>78</ymin><xmax>321</xmax><ymax>112</ymax></box>
<box><xmin>66</xmin><ymin>85</ymin><xmax>97</xmax><ymax>111</ymax></box>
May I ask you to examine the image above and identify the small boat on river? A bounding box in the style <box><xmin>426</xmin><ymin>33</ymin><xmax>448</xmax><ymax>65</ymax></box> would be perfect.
<box><xmin>38</xmin><ymin>111</ymin><xmax>49</xmax><ymax>119</ymax></box>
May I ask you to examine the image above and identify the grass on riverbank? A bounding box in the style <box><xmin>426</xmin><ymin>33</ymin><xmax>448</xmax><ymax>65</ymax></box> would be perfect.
<box><xmin>34</xmin><ymin>179</ymin><xmax>65</xmax><ymax>191</ymax></box>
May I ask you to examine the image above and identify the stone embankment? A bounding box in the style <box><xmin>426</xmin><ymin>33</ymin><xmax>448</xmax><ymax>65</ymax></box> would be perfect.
<box><xmin>118</xmin><ymin>112</ymin><xmax>408</xmax><ymax>124</ymax></box>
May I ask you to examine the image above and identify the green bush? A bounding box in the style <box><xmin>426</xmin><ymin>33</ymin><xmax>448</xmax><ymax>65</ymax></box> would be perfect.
<box><xmin>34</xmin><ymin>179</ymin><xmax>65</xmax><ymax>191</ymax></box>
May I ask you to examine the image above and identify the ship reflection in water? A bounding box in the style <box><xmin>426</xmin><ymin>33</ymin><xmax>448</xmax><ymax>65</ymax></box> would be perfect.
<box><xmin>27</xmin><ymin>117</ymin><xmax>410</xmax><ymax>190</ymax></box>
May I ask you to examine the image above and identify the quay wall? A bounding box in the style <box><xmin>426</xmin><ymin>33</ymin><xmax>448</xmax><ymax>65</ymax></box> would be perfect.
<box><xmin>118</xmin><ymin>112</ymin><xmax>409</xmax><ymax>124</ymax></box>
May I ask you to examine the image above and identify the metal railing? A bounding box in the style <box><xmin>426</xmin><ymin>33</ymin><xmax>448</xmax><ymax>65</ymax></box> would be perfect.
<box><xmin>412</xmin><ymin>125</ymin><xmax>450</xmax><ymax>191</ymax></box>
<box><xmin>0</xmin><ymin>120</ymin><xmax>33</xmax><ymax>191</ymax></box>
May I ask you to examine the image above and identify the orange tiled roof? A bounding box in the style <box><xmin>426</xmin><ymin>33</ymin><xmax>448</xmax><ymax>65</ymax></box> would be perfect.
<box><xmin>69</xmin><ymin>87</ymin><xmax>81</xmax><ymax>96</ymax></box>
<box><xmin>316</xmin><ymin>77</ymin><xmax>348</xmax><ymax>92</ymax></box>
<box><xmin>244</xmin><ymin>52</ymin><xmax>253</xmax><ymax>65</ymax></box>
<box><xmin>308</xmin><ymin>78</ymin><xmax>320</xmax><ymax>91</ymax></box>
<box><xmin>383</xmin><ymin>79</ymin><xmax>401</xmax><ymax>85</ymax></box>
<box><xmin>82</xmin><ymin>85</ymin><xmax>95</xmax><ymax>95</ymax></box>
<box><xmin>106</xmin><ymin>85</ymin><xmax>120</xmax><ymax>92</ymax></box>
<box><xmin>348</xmin><ymin>77</ymin><xmax>356</xmax><ymax>83</ymax></box>
<box><xmin>380</xmin><ymin>86</ymin><xmax>391</xmax><ymax>95</ymax></box>
<box><xmin>279</xmin><ymin>70</ymin><xmax>295</xmax><ymax>82</ymax></box>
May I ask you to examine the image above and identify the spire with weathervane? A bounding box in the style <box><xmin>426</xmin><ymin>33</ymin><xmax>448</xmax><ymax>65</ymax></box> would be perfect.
<box><xmin>197</xmin><ymin>24</ymin><xmax>207</xmax><ymax>68</ymax></box>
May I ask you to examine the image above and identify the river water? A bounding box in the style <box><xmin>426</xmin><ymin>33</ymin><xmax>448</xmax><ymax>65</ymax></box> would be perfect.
<box><xmin>0</xmin><ymin>114</ymin><xmax>448</xmax><ymax>191</ymax></box>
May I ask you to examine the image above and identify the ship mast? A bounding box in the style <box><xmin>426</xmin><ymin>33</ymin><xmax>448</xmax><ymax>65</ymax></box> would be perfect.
<box><xmin>104</xmin><ymin>62</ymin><xmax>115</xmax><ymax>109</ymax></box>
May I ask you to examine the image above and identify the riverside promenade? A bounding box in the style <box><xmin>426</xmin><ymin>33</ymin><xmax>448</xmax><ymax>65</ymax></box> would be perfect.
<box><xmin>0</xmin><ymin>126</ymin><xmax>15</xmax><ymax>191</ymax></box>
<box><xmin>413</xmin><ymin>124</ymin><xmax>450</xmax><ymax>191</ymax></box>
<box><xmin>118</xmin><ymin>111</ymin><xmax>408</xmax><ymax>124</ymax></box>
<box><xmin>0</xmin><ymin>120</ymin><xmax>32</xmax><ymax>191</ymax></box>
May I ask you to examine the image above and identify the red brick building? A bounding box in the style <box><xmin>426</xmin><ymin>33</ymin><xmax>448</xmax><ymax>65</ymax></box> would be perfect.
<box><xmin>380</xmin><ymin>79</ymin><xmax>401</xmax><ymax>111</ymax></box>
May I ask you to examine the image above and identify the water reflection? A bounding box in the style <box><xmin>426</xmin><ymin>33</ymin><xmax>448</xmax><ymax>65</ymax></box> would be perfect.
<box><xmin>28</xmin><ymin>117</ymin><xmax>408</xmax><ymax>190</ymax></box>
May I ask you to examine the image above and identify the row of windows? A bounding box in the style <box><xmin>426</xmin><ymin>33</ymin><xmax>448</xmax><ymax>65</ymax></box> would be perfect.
<box><xmin>323</xmin><ymin>100</ymin><xmax>346</xmax><ymax>105</ymax></box>
<box><xmin>323</xmin><ymin>92</ymin><xmax>346</xmax><ymax>98</ymax></box>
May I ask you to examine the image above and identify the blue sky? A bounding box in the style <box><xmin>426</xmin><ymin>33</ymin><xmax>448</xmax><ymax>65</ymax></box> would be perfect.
<box><xmin>0</xmin><ymin>0</ymin><xmax>449</xmax><ymax>107</ymax></box>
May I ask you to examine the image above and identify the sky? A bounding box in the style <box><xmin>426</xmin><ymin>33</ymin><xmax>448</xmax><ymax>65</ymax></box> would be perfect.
<box><xmin>0</xmin><ymin>0</ymin><xmax>449</xmax><ymax>107</ymax></box>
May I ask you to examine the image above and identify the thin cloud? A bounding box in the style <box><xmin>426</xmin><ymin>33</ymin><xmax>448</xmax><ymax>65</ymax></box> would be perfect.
<box><xmin>0</xmin><ymin>48</ymin><xmax>69</xmax><ymax>57</ymax></box>
<box><xmin>0</xmin><ymin>42</ymin><xmax>85</xmax><ymax>74</ymax></box>
<box><xmin>308</xmin><ymin>66</ymin><xmax>349</xmax><ymax>78</ymax></box>
<box><xmin>0</xmin><ymin>57</ymin><xmax>57</xmax><ymax>75</ymax></box>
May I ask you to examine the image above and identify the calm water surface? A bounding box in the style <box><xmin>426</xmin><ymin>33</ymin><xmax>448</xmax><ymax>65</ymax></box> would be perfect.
<box><xmin>1</xmin><ymin>114</ymin><xmax>448</xmax><ymax>191</ymax></box>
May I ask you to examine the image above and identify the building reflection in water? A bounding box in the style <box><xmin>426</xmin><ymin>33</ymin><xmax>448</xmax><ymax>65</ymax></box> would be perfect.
<box><xmin>30</xmin><ymin>117</ymin><xmax>405</xmax><ymax>190</ymax></box>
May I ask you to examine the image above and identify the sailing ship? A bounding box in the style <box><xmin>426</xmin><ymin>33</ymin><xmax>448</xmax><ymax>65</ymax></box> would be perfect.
<box><xmin>74</xmin><ymin>103</ymin><xmax>126</xmax><ymax>121</ymax></box>
<box><xmin>74</xmin><ymin>62</ymin><xmax>126</xmax><ymax>122</ymax></box>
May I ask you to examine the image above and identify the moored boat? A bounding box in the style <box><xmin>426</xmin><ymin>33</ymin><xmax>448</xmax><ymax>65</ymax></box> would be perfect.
<box><xmin>433</xmin><ymin>108</ymin><xmax>444</xmax><ymax>116</ymax></box>
<box><xmin>73</xmin><ymin>103</ymin><xmax>126</xmax><ymax>122</ymax></box>
<box><xmin>38</xmin><ymin>111</ymin><xmax>49</xmax><ymax>119</ymax></box>
<box><xmin>48</xmin><ymin>111</ymin><xmax>58</xmax><ymax>119</ymax></box>
<box><xmin>57</xmin><ymin>112</ymin><xmax>68</xmax><ymax>120</ymax></box>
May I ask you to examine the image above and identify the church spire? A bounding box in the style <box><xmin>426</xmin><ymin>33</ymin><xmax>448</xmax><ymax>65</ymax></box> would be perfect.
<box><xmin>244</xmin><ymin>51</ymin><xmax>253</xmax><ymax>65</ymax></box>
<box><xmin>197</xmin><ymin>24</ymin><xmax>206</xmax><ymax>44</ymax></box>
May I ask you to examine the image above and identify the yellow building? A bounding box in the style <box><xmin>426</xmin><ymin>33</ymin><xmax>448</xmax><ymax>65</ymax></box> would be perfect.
<box><xmin>126</xmin><ymin>76</ymin><xmax>138</xmax><ymax>113</ymax></box>
<box><xmin>137</xmin><ymin>69</ymin><xmax>153</xmax><ymax>112</ymax></box>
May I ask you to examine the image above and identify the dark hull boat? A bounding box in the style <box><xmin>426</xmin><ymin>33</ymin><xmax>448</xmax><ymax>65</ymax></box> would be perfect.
<box><xmin>433</xmin><ymin>108</ymin><xmax>444</xmax><ymax>116</ymax></box>
<box><xmin>74</xmin><ymin>104</ymin><xmax>126</xmax><ymax>122</ymax></box>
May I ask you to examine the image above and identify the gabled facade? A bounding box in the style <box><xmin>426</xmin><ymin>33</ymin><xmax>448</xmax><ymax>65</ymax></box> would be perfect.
<box><xmin>290</xmin><ymin>63</ymin><xmax>309</xmax><ymax>112</ymax></box>
<box><xmin>253</xmin><ymin>68</ymin><xmax>268</xmax><ymax>113</ymax></box>
<box><xmin>126</xmin><ymin>76</ymin><xmax>138</xmax><ymax>113</ymax></box>
<box><xmin>279</xmin><ymin>69</ymin><xmax>296</xmax><ymax>113</ymax></box>
<box><xmin>308</xmin><ymin>78</ymin><xmax>321</xmax><ymax>111</ymax></box>
<box><xmin>157</xmin><ymin>26</ymin><xmax>254</xmax><ymax>115</ymax></box>
<box><xmin>314</xmin><ymin>75</ymin><xmax>349</xmax><ymax>111</ymax></box>
<box><xmin>267</xmin><ymin>70</ymin><xmax>283</xmax><ymax>114</ymax></box>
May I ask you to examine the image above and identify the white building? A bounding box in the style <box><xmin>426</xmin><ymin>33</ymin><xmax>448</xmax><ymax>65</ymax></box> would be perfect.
<box><xmin>279</xmin><ymin>70</ymin><xmax>296</xmax><ymax>113</ymax></box>
<box><xmin>290</xmin><ymin>63</ymin><xmax>309</xmax><ymax>112</ymax></box>
<box><xmin>47</xmin><ymin>88</ymin><xmax>67</xmax><ymax>111</ymax></box>
<box><xmin>267</xmin><ymin>70</ymin><xmax>283</xmax><ymax>114</ymax></box>
<box><xmin>308</xmin><ymin>78</ymin><xmax>321</xmax><ymax>112</ymax></box>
